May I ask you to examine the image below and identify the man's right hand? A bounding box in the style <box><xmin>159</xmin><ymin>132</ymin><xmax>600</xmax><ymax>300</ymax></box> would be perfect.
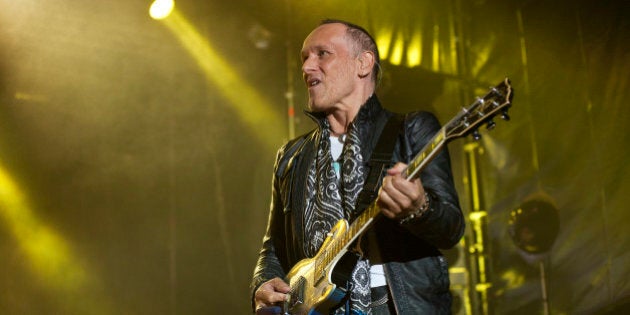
<box><xmin>254</xmin><ymin>277</ymin><xmax>291</xmax><ymax>311</ymax></box>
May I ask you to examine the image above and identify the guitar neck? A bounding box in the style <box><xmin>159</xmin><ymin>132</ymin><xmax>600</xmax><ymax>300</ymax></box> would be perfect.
<box><xmin>352</xmin><ymin>128</ymin><xmax>447</xmax><ymax>234</ymax></box>
<box><xmin>404</xmin><ymin>128</ymin><xmax>447</xmax><ymax>180</ymax></box>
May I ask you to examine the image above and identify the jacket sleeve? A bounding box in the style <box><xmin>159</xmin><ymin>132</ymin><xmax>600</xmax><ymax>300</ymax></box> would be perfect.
<box><xmin>250</xmin><ymin>145</ymin><xmax>289</xmax><ymax>309</ymax></box>
<box><xmin>400</xmin><ymin>111</ymin><xmax>465</xmax><ymax>249</ymax></box>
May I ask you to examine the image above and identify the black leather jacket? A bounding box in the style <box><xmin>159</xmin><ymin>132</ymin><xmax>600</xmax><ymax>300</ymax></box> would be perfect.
<box><xmin>252</xmin><ymin>95</ymin><xmax>464</xmax><ymax>314</ymax></box>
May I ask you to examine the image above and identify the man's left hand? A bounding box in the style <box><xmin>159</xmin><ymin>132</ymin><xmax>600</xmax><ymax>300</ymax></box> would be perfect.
<box><xmin>377</xmin><ymin>162</ymin><xmax>427</xmax><ymax>221</ymax></box>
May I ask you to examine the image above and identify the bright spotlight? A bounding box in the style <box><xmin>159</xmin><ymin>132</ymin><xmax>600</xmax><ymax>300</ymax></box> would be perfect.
<box><xmin>149</xmin><ymin>0</ymin><xmax>175</xmax><ymax>20</ymax></box>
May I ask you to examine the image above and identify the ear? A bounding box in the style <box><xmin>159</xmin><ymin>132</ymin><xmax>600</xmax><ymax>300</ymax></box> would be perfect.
<box><xmin>357</xmin><ymin>51</ymin><xmax>375</xmax><ymax>78</ymax></box>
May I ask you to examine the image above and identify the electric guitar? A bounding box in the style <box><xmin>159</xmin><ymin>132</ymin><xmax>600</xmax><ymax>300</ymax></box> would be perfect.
<box><xmin>282</xmin><ymin>78</ymin><xmax>514</xmax><ymax>315</ymax></box>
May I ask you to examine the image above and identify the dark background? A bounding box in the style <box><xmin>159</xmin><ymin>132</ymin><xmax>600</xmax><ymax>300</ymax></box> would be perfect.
<box><xmin>0</xmin><ymin>0</ymin><xmax>627</xmax><ymax>314</ymax></box>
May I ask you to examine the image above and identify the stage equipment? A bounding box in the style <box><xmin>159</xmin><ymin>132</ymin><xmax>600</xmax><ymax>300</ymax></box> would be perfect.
<box><xmin>508</xmin><ymin>198</ymin><xmax>559</xmax><ymax>254</ymax></box>
<box><xmin>149</xmin><ymin>0</ymin><xmax>174</xmax><ymax>20</ymax></box>
<box><xmin>509</xmin><ymin>196</ymin><xmax>559</xmax><ymax>315</ymax></box>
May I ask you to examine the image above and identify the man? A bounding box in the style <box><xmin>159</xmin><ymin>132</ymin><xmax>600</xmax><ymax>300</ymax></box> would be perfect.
<box><xmin>251</xmin><ymin>19</ymin><xmax>464</xmax><ymax>314</ymax></box>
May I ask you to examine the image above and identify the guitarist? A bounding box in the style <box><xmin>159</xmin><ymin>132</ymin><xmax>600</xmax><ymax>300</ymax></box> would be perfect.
<box><xmin>252</xmin><ymin>19</ymin><xmax>464</xmax><ymax>314</ymax></box>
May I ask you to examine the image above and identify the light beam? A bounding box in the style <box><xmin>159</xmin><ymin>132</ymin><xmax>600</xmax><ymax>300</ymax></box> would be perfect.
<box><xmin>158</xmin><ymin>10</ymin><xmax>285</xmax><ymax>149</ymax></box>
<box><xmin>0</xmin><ymin>163</ymin><xmax>112</xmax><ymax>314</ymax></box>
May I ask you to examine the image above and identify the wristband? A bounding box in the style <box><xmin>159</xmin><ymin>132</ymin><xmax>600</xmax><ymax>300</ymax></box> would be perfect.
<box><xmin>399</xmin><ymin>191</ymin><xmax>431</xmax><ymax>225</ymax></box>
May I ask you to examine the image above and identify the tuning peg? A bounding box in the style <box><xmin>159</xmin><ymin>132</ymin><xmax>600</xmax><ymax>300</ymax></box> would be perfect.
<box><xmin>501</xmin><ymin>110</ymin><xmax>510</xmax><ymax>121</ymax></box>
<box><xmin>491</xmin><ymin>87</ymin><xmax>504</xmax><ymax>98</ymax></box>
<box><xmin>472</xmin><ymin>130</ymin><xmax>482</xmax><ymax>140</ymax></box>
<box><xmin>486</xmin><ymin>120</ymin><xmax>496</xmax><ymax>130</ymax></box>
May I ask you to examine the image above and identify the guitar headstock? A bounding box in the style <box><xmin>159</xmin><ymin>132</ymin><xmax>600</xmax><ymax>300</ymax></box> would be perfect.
<box><xmin>445</xmin><ymin>78</ymin><xmax>513</xmax><ymax>141</ymax></box>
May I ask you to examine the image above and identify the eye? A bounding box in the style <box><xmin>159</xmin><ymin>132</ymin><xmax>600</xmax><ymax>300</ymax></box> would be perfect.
<box><xmin>317</xmin><ymin>50</ymin><xmax>330</xmax><ymax>57</ymax></box>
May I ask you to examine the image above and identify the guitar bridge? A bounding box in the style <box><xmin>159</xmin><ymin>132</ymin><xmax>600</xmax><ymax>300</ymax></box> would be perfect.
<box><xmin>289</xmin><ymin>276</ymin><xmax>306</xmax><ymax>309</ymax></box>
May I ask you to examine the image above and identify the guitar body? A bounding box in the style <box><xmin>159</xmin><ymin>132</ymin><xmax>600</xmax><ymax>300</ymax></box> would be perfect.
<box><xmin>285</xmin><ymin>219</ymin><xmax>359</xmax><ymax>314</ymax></box>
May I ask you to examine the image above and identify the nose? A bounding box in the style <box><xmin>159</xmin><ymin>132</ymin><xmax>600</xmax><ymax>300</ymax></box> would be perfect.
<box><xmin>301</xmin><ymin>54</ymin><xmax>316</xmax><ymax>75</ymax></box>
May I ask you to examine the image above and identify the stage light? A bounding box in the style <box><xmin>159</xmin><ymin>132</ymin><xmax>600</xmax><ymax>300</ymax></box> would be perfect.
<box><xmin>149</xmin><ymin>0</ymin><xmax>174</xmax><ymax>20</ymax></box>
<box><xmin>508</xmin><ymin>197</ymin><xmax>559</xmax><ymax>254</ymax></box>
<box><xmin>406</xmin><ymin>31</ymin><xmax>422</xmax><ymax>67</ymax></box>
<box><xmin>508</xmin><ymin>196</ymin><xmax>559</xmax><ymax>315</ymax></box>
<box><xmin>431</xmin><ymin>24</ymin><xmax>440</xmax><ymax>71</ymax></box>
<box><xmin>375</xmin><ymin>26</ymin><xmax>394</xmax><ymax>61</ymax></box>
<box><xmin>247</xmin><ymin>23</ymin><xmax>273</xmax><ymax>50</ymax></box>
<box><xmin>389</xmin><ymin>32</ymin><xmax>405</xmax><ymax>66</ymax></box>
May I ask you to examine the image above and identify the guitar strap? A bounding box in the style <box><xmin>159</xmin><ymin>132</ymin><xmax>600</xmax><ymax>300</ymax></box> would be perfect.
<box><xmin>354</xmin><ymin>113</ymin><xmax>405</xmax><ymax>216</ymax></box>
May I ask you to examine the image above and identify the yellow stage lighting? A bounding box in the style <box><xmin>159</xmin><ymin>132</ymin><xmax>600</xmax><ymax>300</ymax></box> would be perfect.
<box><xmin>149</xmin><ymin>0</ymin><xmax>175</xmax><ymax>20</ymax></box>
<box><xmin>389</xmin><ymin>32</ymin><xmax>405</xmax><ymax>66</ymax></box>
<box><xmin>158</xmin><ymin>10</ymin><xmax>285</xmax><ymax>149</ymax></box>
<box><xmin>0</xmin><ymin>164</ymin><xmax>111</xmax><ymax>314</ymax></box>
<box><xmin>375</xmin><ymin>26</ymin><xmax>394</xmax><ymax>61</ymax></box>
<box><xmin>406</xmin><ymin>30</ymin><xmax>422</xmax><ymax>67</ymax></box>
<box><xmin>432</xmin><ymin>24</ymin><xmax>441</xmax><ymax>72</ymax></box>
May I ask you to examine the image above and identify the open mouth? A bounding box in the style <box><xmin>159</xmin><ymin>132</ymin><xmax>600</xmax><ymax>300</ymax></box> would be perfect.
<box><xmin>307</xmin><ymin>78</ymin><xmax>321</xmax><ymax>87</ymax></box>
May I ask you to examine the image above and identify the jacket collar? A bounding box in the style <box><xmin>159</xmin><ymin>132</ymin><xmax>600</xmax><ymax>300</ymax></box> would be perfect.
<box><xmin>304</xmin><ymin>94</ymin><xmax>385</xmax><ymax>132</ymax></box>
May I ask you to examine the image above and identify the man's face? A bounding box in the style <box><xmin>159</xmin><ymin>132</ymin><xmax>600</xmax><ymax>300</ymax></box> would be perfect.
<box><xmin>301</xmin><ymin>23</ymin><xmax>360</xmax><ymax>112</ymax></box>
